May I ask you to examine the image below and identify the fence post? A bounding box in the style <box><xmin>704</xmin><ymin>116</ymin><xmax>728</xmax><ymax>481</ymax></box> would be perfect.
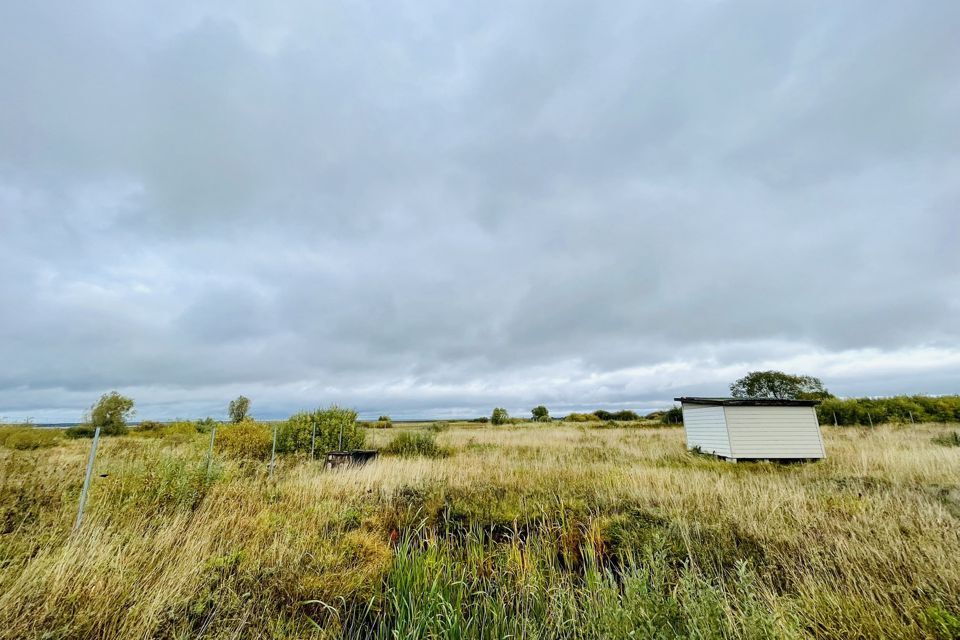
<box><xmin>833</xmin><ymin>412</ymin><xmax>838</xmax><ymax>427</ymax></box>
<box><xmin>74</xmin><ymin>426</ymin><xmax>101</xmax><ymax>531</ymax></box>
<box><xmin>269</xmin><ymin>423</ymin><xmax>277</xmax><ymax>478</ymax></box>
<box><xmin>909</xmin><ymin>411</ymin><xmax>914</xmax><ymax>425</ymax></box>
<box><xmin>338</xmin><ymin>422</ymin><xmax>344</xmax><ymax>451</ymax></box>
<box><xmin>310</xmin><ymin>420</ymin><xmax>317</xmax><ymax>460</ymax></box>
<box><xmin>868</xmin><ymin>412</ymin><xmax>874</xmax><ymax>428</ymax></box>
<box><xmin>205</xmin><ymin>427</ymin><xmax>217</xmax><ymax>478</ymax></box>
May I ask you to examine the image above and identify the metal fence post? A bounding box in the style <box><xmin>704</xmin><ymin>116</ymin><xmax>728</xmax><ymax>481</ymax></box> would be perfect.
<box><xmin>868</xmin><ymin>412</ymin><xmax>874</xmax><ymax>428</ymax></box>
<box><xmin>909</xmin><ymin>411</ymin><xmax>914</xmax><ymax>425</ymax></box>
<box><xmin>833</xmin><ymin>412</ymin><xmax>838</xmax><ymax>427</ymax></box>
<box><xmin>338</xmin><ymin>422</ymin><xmax>344</xmax><ymax>451</ymax></box>
<box><xmin>269</xmin><ymin>423</ymin><xmax>277</xmax><ymax>477</ymax></box>
<box><xmin>74</xmin><ymin>427</ymin><xmax>101</xmax><ymax>531</ymax></box>
<box><xmin>205</xmin><ymin>426</ymin><xmax>217</xmax><ymax>478</ymax></box>
<box><xmin>310</xmin><ymin>420</ymin><xmax>317</xmax><ymax>460</ymax></box>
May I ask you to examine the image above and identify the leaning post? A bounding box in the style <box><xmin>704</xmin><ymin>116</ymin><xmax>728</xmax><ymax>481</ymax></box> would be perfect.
<box><xmin>205</xmin><ymin>426</ymin><xmax>217</xmax><ymax>478</ymax></box>
<box><xmin>833</xmin><ymin>412</ymin><xmax>838</xmax><ymax>427</ymax></box>
<box><xmin>269</xmin><ymin>423</ymin><xmax>278</xmax><ymax>478</ymax></box>
<box><xmin>74</xmin><ymin>426</ymin><xmax>102</xmax><ymax>531</ymax></box>
<box><xmin>310</xmin><ymin>420</ymin><xmax>317</xmax><ymax>460</ymax></box>
<box><xmin>868</xmin><ymin>412</ymin><xmax>874</xmax><ymax>428</ymax></box>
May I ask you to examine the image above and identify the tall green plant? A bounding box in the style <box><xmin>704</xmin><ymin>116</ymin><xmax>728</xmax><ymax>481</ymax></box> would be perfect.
<box><xmin>279</xmin><ymin>405</ymin><xmax>364</xmax><ymax>454</ymax></box>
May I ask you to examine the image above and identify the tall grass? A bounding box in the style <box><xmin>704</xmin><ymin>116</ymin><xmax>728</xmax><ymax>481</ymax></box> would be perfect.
<box><xmin>0</xmin><ymin>422</ymin><xmax>958</xmax><ymax>638</ymax></box>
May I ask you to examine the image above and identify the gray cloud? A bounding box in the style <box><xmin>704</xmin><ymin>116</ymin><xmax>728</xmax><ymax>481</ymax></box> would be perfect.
<box><xmin>1</xmin><ymin>1</ymin><xmax>959</xmax><ymax>422</ymax></box>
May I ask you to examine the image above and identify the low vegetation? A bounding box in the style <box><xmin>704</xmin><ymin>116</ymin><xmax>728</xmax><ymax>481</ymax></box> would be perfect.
<box><xmin>380</xmin><ymin>431</ymin><xmax>448</xmax><ymax>458</ymax></box>
<box><xmin>0</xmin><ymin>419</ymin><xmax>957</xmax><ymax>638</ymax></box>
<box><xmin>0</xmin><ymin>424</ymin><xmax>61</xmax><ymax>450</ymax></box>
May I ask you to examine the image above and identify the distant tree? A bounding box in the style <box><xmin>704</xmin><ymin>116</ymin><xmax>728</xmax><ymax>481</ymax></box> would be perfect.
<box><xmin>531</xmin><ymin>405</ymin><xmax>550</xmax><ymax>422</ymax></box>
<box><xmin>730</xmin><ymin>371</ymin><xmax>831</xmax><ymax>400</ymax></box>
<box><xmin>662</xmin><ymin>406</ymin><xmax>683</xmax><ymax>425</ymax></box>
<box><xmin>228</xmin><ymin>396</ymin><xmax>251</xmax><ymax>423</ymax></box>
<box><xmin>68</xmin><ymin>391</ymin><xmax>134</xmax><ymax>437</ymax></box>
<box><xmin>491</xmin><ymin>407</ymin><xmax>509</xmax><ymax>425</ymax></box>
<box><xmin>592</xmin><ymin>409</ymin><xmax>640</xmax><ymax>422</ymax></box>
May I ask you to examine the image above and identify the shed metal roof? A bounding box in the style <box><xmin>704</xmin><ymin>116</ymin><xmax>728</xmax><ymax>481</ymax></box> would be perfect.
<box><xmin>674</xmin><ymin>396</ymin><xmax>821</xmax><ymax>407</ymax></box>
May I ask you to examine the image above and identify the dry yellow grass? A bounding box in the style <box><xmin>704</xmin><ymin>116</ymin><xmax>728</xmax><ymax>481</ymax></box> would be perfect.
<box><xmin>0</xmin><ymin>422</ymin><xmax>958</xmax><ymax>638</ymax></box>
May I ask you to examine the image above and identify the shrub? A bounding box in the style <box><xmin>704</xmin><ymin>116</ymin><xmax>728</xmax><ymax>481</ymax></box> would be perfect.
<box><xmin>564</xmin><ymin>413</ymin><xmax>595</xmax><ymax>423</ymax></box>
<box><xmin>933</xmin><ymin>431</ymin><xmax>960</xmax><ymax>448</ymax></box>
<box><xmin>66</xmin><ymin>423</ymin><xmax>129</xmax><ymax>438</ymax></box>
<box><xmin>593</xmin><ymin>409</ymin><xmax>641</xmax><ymax>421</ymax></box>
<box><xmin>469</xmin><ymin>417</ymin><xmax>489</xmax><ymax>423</ymax></box>
<box><xmin>429</xmin><ymin>421</ymin><xmax>450</xmax><ymax>433</ymax></box>
<box><xmin>279</xmin><ymin>406</ymin><xmax>364</xmax><ymax>455</ymax></box>
<box><xmin>377</xmin><ymin>415</ymin><xmax>393</xmax><ymax>429</ymax></box>
<box><xmin>381</xmin><ymin>432</ymin><xmax>448</xmax><ymax>458</ymax></box>
<box><xmin>0</xmin><ymin>427</ymin><xmax>62</xmax><ymax>450</ymax></box>
<box><xmin>195</xmin><ymin>417</ymin><xmax>217</xmax><ymax>433</ymax></box>
<box><xmin>817</xmin><ymin>395</ymin><xmax>960</xmax><ymax>426</ymax></box>
<box><xmin>137</xmin><ymin>420</ymin><xmax>164</xmax><ymax>432</ymax></box>
<box><xmin>662</xmin><ymin>407</ymin><xmax>683</xmax><ymax>425</ymax></box>
<box><xmin>491</xmin><ymin>408</ymin><xmax>509</xmax><ymax>425</ymax></box>
<box><xmin>215</xmin><ymin>421</ymin><xmax>273</xmax><ymax>460</ymax></box>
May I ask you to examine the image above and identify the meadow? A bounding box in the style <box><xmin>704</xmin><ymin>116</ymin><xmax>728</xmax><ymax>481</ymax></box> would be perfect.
<box><xmin>0</xmin><ymin>420</ymin><xmax>958</xmax><ymax>639</ymax></box>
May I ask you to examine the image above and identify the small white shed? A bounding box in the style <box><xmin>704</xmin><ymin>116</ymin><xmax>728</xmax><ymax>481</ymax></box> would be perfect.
<box><xmin>675</xmin><ymin>397</ymin><xmax>825</xmax><ymax>461</ymax></box>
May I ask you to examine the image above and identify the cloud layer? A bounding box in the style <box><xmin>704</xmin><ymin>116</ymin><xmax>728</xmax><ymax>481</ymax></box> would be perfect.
<box><xmin>2</xmin><ymin>1</ymin><xmax>959</xmax><ymax>421</ymax></box>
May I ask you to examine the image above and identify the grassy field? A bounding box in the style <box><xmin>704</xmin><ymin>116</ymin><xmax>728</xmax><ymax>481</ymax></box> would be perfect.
<box><xmin>0</xmin><ymin>421</ymin><xmax>958</xmax><ymax>639</ymax></box>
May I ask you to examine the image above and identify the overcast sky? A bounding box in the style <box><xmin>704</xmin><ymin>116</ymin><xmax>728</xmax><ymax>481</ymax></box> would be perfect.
<box><xmin>1</xmin><ymin>2</ymin><xmax>959</xmax><ymax>422</ymax></box>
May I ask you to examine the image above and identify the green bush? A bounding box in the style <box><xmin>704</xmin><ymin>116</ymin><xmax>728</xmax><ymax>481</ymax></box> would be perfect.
<box><xmin>491</xmin><ymin>408</ymin><xmax>509</xmax><ymax>425</ymax></box>
<box><xmin>933</xmin><ymin>431</ymin><xmax>960</xmax><ymax>448</ymax></box>
<box><xmin>279</xmin><ymin>406</ymin><xmax>364</xmax><ymax>455</ymax></box>
<box><xmin>661</xmin><ymin>407</ymin><xmax>683</xmax><ymax>425</ymax></box>
<box><xmin>593</xmin><ymin>409</ymin><xmax>641</xmax><ymax>421</ymax></box>
<box><xmin>817</xmin><ymin>395</ymin><xmax>960</xmax><ymax>426</ymax></box>
<box><xmin>564</xmin><ymin>413</ymin><xmax>595</xmax><ymax>423</ymax></box>
<box><xmin>66</xmin><ymin>423</ymin><xmax>129</xmax><ymax>438</ymax></box>
<box><xmin>215</xmin><ymin>421</ymin><xmax>273</xmax><ymax>460</ymax></box>
<box><xmin>382</xmin><ymin>432</ymin><xmax>448</xmax><ymax>458</ymax></box>
<box><xmin>429</xmin><ymin>421</ymin><xmax>450</xmax><ymax>433</ymax></box>
<box><xmin>0</xmin><ymin>427</ymin><xmax>62</xmax><ymax>450</ymax></box>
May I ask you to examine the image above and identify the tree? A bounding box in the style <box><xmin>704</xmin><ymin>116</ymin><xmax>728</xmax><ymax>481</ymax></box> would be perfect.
<box><xmin>730</xmin><ymin>371</ymin><xmax>831</xmax><ymax>400</ymax></box>
<box><xmin>228</xmin><ymin>396</ymin><xmax>251</xmax><ymax>423</ymax></box>
<box><xmin>68</xmin><ymin>391</ymin><xmax>134</xmax><ymax>437</ymax></box>
<box><xmin>531</xmin><ymin>405</ymin><xmax>550</xmax><ymax>422</ymax></box>
<box><xmin>491</xmin><ymin>407</ymin><xmax>509</xmax><ymax>425</ymax></box>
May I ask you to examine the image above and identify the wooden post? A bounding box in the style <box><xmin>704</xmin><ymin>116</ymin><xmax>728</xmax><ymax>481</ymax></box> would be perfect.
<box><xmin>310</xmin><ymin>420</ymin><xmax>317</xmax><ymax>460</ymax></box>
<box><xmin>338</xmin><ymin>421</ymin><xmax>344</xmax><ymax>451</ymax></box>
<box><xmin>74</xmin><ymin>427</ymin><xmax>101</xmax><ymax>531</ymax></box>
<box><xmin>868</xmin><ymin>412</ymin><xmax>874</xmax><ymax>428</ymax></box>
<box><xmin>205</xmin><ymin>427</ymin><xmax>217</xmax><ymax>478</ymax></box>
<box><xmin>833</xmin><ymin>412</ymin><xmax>838</xmax><ymax>427</ymax></box>
<box><xmin>909</xmin><ymin>411</ymin><xmax>914</xmax><ymax>425</ymax></box>
<box><xmin>269</xmin><ymin>423</ymin><xmax>277</xmax><ymax>478</ymax></box>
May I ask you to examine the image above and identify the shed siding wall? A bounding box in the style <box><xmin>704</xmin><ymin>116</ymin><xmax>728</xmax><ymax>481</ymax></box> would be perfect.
<box><xmin>681</xmin><ymin>404</ymin><xmax>730</xmax><ymax>457</ymax></box>
<box><xmin>723</xmin><ymin>406</ymin><xmax>824</xmax><ymax>459</ymax></box>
